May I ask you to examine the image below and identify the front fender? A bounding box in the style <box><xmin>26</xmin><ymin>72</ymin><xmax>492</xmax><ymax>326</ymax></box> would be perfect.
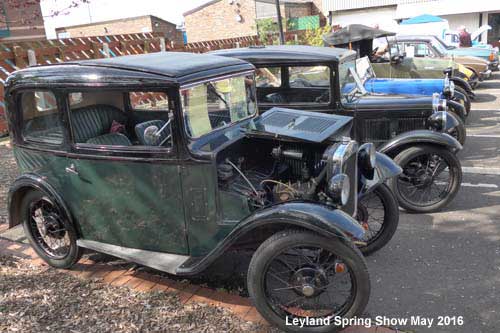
<box><xmin>378</xmin><ymin>130</ymin><xmax>462</xmax><ymax>157</ymax></box>
<box><xmin>444</xmin><ymin>111</ymin><xmax>461</xmax><ymax>132</ymax></box>
<box><xmin>8</xmin><ymin>173</ymin><xmax>76</xmax><ymax>232</ymax></box>
<box><xmin>447</xmin><ymin>100</ymin><xmax>466</xmax><ymax>121</ymax></box>
<box><xmin>450</xmin><ymin>77</ymin><xmax>475</xmax><ymax>97</ymax></box>
<box><xmin>452</xmin><ymin>90</ymin><xmax>467</xmax><ymax>103</ymax></box>
<box><xmin>176</xmin><ymin>202</ymin><xmax>364</xmax><ymax>275</ymax></box>
<box><xmin>359</xmin><ymin>152</ymin><xmax>402</xmax><ymax>198</ymax></box>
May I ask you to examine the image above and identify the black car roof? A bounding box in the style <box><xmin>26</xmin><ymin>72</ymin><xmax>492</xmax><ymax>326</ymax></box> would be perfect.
<box><xmin>210</xmin><ymin>45</ymin><xmax>357</xmax><ymax>65</ymax></box>
<box><xmin>6</xmin><ymin>52</ymin><xmax>254</xmax><ymax>88</ymax></box>
<box><xmin>66</xmin><ymin>52</ymin><xmax>251</xmax><ymax>77</ymax></box>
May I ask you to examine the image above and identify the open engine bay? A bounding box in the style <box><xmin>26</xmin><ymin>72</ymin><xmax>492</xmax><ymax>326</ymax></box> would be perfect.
<box><xmin>216</xmin><ymin>137</ymin><xmax>358</xmax><ymax>219</ymax></box>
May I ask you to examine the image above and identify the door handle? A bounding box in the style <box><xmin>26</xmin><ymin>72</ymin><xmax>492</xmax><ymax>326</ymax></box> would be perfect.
<box><xmin>65</xmin><ymin>163</ymin><xmax>79</xmax><ymax>176</ymax></box>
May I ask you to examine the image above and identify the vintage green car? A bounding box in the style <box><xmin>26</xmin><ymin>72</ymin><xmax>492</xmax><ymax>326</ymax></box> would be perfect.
<box><xmin>390</xmin><ymin>35</ymin><xmax>492</xmax><ymax>82</ymax></box>
<box><xmin>4</xmin><ymin>52</ymin><xmax>382</xmax><ymax>332</ymax></box>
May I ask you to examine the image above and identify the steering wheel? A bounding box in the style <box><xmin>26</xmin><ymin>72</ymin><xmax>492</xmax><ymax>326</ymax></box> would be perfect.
<box><xmin>315</xmin><ymin>90</ymin><xmax>330</xmax><ymax>103</ymax></box>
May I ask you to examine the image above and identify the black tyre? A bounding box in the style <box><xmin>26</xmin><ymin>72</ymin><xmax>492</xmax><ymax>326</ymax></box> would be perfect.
<box><xmin>356</xmin><ymin>184</ymin><xmax>399</xmax><ymax>256</ymax></box>
<box><xmin>21</xmin><ymin>190</ymin><xmax>82</xmax><ymax>268</ymax></box>
<box><xmin>447</xmin><ymin>115</ymin><xmax>467</xmax><ymax>146</ymax></box>
<box><xmin>454</xmin><ymin>86</ymin><xmax>471</xmax><ymax>116</ymax></box>
<box><xmin>389</xmin><ymin>145</ymin><xmax>462</xmax><ymax>213</ymax></box>
<box><xmin>247</xmin><ymin>229</ymin><xmax>370</xmax><ymax>332</ymax></box>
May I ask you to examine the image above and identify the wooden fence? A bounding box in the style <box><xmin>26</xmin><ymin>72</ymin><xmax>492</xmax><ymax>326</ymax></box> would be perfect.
<box><xmin>0</xmin><ymin>32</ymin><xmax>262</xmax><ymax>135</ymax></box>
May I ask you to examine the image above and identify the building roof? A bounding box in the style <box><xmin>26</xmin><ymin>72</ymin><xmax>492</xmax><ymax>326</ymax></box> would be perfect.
<box><xmin>400</xmin><ymin>14</ymin><xmax>445</xmax><ymax>25</ymax></box>
<box><xmin>55</xmin><ymin>15</ymin><xmax>176</xmax><ymax>32</ymax></box>
<box><xmin>183</xmin><ymin>0</ymin><xmax>312</xmax><ymax>16</ymax></box>
<box><xmin>7</xmin><ymin>52</ymin><xmax>254</xmax><ymax>87</ymax></box>
<box><xmin>210</xmin><ymin>45</ymin><xmax>356</xmax><ymax>64</ymax></box>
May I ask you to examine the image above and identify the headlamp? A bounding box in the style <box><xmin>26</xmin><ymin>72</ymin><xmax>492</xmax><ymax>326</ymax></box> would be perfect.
<box><xmin>328</xmin><ymin>173</ymin><xmax>350</xmax><ymax>206</ymax></box>
<box><xmin>432</xmin><ymin>93</ymin><xmax>447</xmax><ymax>113</ymax></box>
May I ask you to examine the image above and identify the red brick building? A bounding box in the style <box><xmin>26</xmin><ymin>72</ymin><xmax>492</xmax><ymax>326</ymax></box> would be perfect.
<box><xmin>55</xmin><ymin>15</ymin><xmax>183</xmax><ymax>44</ymax></box>
<box><xmin>0</xmin><ymin>0</ymin><xmax>46</xmax><ymax>41</ymax></box>
<box><xmin>184</xmin><ymin>0</ymin><xmax>324</xmax><ymax>43</ymax></box>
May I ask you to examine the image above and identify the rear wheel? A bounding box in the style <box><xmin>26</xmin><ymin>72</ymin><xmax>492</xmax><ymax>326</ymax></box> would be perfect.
<box><xmin>389</xmin><ymin>145</ymin><xmax>462</xmax><ymax>213</ymax></box>
<box><xmin>356</xmin><ymin>184</ymin><xmax>399</xmax><ymax>256</ymax></box>
<box><xmin>247</xmin><ymin>229</ymin><xmax>370</xmax><ymax>332</ymax></box>
<box><xmin>21</xmin><ymin>190</ymin><xmax>82</xmax><ymax>268</ymax></box>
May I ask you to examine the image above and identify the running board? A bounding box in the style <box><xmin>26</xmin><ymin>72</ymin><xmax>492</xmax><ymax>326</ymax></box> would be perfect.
<box><xmin>77</xmin><ymin>239</ymin><xmax>189</xmax><ymax>275</ymax></box>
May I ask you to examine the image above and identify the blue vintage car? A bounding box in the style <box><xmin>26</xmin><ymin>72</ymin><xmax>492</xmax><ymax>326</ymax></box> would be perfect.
<box><xmin>355</xmin><ymin>57</ymin><xmax>470</xmax><ymax>119</ymax></box>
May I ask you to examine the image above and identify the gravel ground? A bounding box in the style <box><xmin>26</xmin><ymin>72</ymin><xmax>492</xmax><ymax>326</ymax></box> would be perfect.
<box><xmin>0</xmin><ymin>144</ymin><xmax>17</xmax><ymax>225</ymax></box>
<box><xmin>0</xmin><ymin>255</ymin><xmax>266</xmax><ymax>333</ymax></box>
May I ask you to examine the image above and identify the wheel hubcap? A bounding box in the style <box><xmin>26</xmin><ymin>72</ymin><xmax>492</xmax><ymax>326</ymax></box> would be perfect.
<box><xmin>291</xmin><ymin>266</ymin><xmax>329</xmax><ymax>298</ymax></box>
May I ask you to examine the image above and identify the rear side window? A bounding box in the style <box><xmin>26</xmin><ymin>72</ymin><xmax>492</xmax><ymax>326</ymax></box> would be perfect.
<box><xmin>20</xmin><ymin>91</ymin><xmax>63</xmax><ymax>145</ymax></box>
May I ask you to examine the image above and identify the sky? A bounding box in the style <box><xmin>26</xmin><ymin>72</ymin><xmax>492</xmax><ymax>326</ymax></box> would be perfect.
<box><xmin>41</xmin><ymin>0</ymin><xmax>211</xmax><ymax>39</ymax></box>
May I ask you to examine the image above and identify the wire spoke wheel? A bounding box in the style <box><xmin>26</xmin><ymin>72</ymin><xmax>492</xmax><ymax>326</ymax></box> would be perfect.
<box><xmin>264</xmin><ymin>245</ymin><xmax>356</xmax><ymax>323</ymax></box>
<box><xmin>398</xmin><ymin>153</ymin><xmax>452</xmax><ymax>207</ymax></box>
<box><xmin>391</xmin><ymin>145</ymin><xmax>462</xmax><ymax>213</ymax></box>
<box><xmin>28</xmin><ymin>197</ymin><xmax>71</xmax><ymax>259</ymax></box>
<box><xmin>356</xmin><ymin>184</ymin><xmax>399</xmax><ymax>255</ymax></box>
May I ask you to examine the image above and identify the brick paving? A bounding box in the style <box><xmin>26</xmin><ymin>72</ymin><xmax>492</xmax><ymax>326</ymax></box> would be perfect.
<box><xmin>0</xmin><ymin>236</ymin><xmax>397</xmax><ymax>332</ymax></box>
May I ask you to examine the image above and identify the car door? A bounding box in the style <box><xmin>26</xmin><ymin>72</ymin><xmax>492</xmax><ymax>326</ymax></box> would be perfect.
<box><xmin>63</xmin><ymin>88</ymin><xmax>188</xmax><ymax>255</ymax></box>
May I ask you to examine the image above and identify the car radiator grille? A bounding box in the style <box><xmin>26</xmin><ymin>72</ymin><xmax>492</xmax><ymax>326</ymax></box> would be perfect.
<box><xmin>359</xmin><ymin>118</ymin><xmax>427</xmax><ymax>142</ymax></box>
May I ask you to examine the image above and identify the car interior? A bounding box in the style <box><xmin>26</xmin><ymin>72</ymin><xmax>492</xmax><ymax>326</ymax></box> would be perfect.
<box><xmin>21</xmin><ymin>90</ymin><xmax>172</xmax><ymax>148</ymax></box>
<box><xmin>255</xmin><ymin>66</ymin><xmax>332</xmax><ymax>105</ymax></box>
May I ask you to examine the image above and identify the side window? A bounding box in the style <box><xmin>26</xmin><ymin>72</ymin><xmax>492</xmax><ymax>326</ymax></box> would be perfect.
<box><xmin>20</xmin><ymin>91</ymin><xmax>63</xmax><ymax>145</ymax></box>
<box><xmin>255</xmin><ymin>67</ymin><xmax>281</xmax><ymax>87</ymax></box>
<box><xmin>68</xmin><ymin>90</ymin><xmax>172</xmax><ymax>148</ymax></box>
<box><xmin>259</xmin><ymin>66</ymin><xmax>331</xmax><ymax>105</ymax></box>
<box><xmin>414</xmin><ymin>43</ymin><xmax>431</xmax><ymax>57</ymax></box>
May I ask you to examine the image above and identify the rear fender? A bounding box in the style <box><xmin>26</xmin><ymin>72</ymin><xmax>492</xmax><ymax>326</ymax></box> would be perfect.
<box><xmin>8</xmin><ymin>173</ymin><xmax>76</xmax><ymax>233</ymax></box>
<box><xmin>378</xmin><ymin>130</ymin><xmax>462</xmax><ymax>158</ymax></box>
<box><xmin>176</xmin><ymin>202</ymin><xmax>364</xmax><ymax>275</ymax></box>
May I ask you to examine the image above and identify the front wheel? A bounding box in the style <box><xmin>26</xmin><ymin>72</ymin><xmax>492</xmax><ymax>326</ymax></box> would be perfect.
<box><xmin>357</xmin><ymin>184</ymin><xmax>399</xmax><ymax>256</ymax></box>
<box><xmin>247</xmin><ymin>229</ymin><xmax>370</xmax><ymax>332</ymax></box>
<box><xmin>21</xmin><ymin>190</ymin><xmax>82</xmax><ymax>268</ymax></box>
<box><xmin>389</xmin><ymin>145</ymin><xmax>462</xmax><ymax>213</ymax></box>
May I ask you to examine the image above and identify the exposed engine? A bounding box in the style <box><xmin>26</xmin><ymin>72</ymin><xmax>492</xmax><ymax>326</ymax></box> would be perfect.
<box><xmin>216</xmin><ymin>139</ymin><xmax>357</xmax><ymax>213</ymax></box>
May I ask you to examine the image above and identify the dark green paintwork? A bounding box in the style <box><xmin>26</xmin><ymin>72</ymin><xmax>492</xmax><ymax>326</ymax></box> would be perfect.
<box><xmin>65</xmin><ymin>157</ymin><xmax>188</xmax><ymax>254</ymax></box>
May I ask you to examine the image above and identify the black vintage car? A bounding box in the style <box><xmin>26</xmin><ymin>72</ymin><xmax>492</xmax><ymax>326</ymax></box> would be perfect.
<box><xmin>212</xmin><ymin>45</ymin><xmax>464</xmax><ymax>213</ymax></box>
<box><xmin>4</xmin><ymin>52</ymin><xmax>405</xmax><ymax>331</ymax></box>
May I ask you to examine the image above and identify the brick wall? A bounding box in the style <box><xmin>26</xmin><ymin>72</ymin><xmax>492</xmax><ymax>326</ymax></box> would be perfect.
<box><xmin>57</xmin><ymin>16</ymin><xmax>183</xmax><ymax>44</ymax></box>
<box><xmin>184</xmin><ymin>0</ymin><xmax>257</xmax><ymax>43</ymax></box>
<box><xmin>0</xmin><ymin>2</ymin><xmax>46</xmax><ymax>41</ymax></box>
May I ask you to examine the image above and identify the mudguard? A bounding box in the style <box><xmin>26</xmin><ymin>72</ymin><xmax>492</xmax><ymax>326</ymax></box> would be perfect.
<box><xmin>450</xmin><ymin>77</ymin><xmax>475</xmax><ymax>98</ymax></box>
<box><xmin>452</xmin><ymin>90</ymin><xmax>468</xmax><ymax>109</ymax></box>
<box><xmin>176</xmin><ymin>202</ymin><xmax>364</xmax><ymax>275</ymax></box>
<box><xmin>378</xmin><ymin>129</ymin><xmax>462</xmax><ymax>157</ymax></box>
<box><xmin>444</xmin><ymin>111</ymin><xmax>461</xmax><ymax>132</ymax></box>
<box><xmin>359</xmin><ymin>152</ymin><xmax>402</xmax><ymax>198</ymax></box>
<box><xmin>447</xmin><ymin>100</ymin><xmax>466</xmax><ymax>121</ymax></box>
<box><xmin>8</xmin><ymin>173</ymin><xmax>75</xmax><ymax>231</ymax></box>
